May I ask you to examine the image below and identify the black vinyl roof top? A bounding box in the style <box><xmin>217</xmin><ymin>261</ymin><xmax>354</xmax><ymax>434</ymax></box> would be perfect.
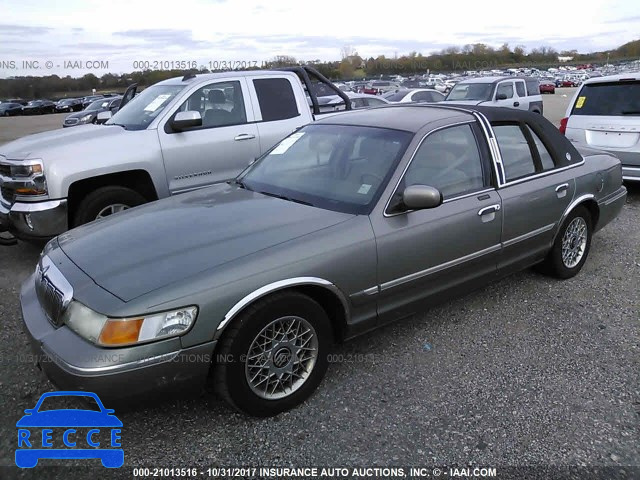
<box><xmin>316</xmin><ymin>103</ymin><xmax>583</xmax><ymax>167</ymax></box>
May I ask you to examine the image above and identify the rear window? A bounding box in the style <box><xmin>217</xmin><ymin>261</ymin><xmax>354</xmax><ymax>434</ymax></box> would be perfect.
<box><xmin>525</xmin><ymin>80</ymin><xmax>540</xmax><ymax>96</ymax></box>
<box><xmin>253</xmin><ymin>78</ymin><xmax>300</xmax><ymax>121</ymax></box>
<box><xmin>385</xmin><ymin>91</ymin><xmax>409</xmax><ymax>102</ymax></box>
<box><xmin>571</xmin><ymin>80</ymin><xmax>640</xmax><ymax>116</ymax></box>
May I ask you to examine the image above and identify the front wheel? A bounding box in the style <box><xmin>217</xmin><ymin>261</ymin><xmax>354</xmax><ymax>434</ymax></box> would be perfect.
<box><xmin>538</xmin><ymin>206</ymin><xmax>592</xmax><ymax>279</ymax></box>
<box><xmin>212</xmin><ymin>291</ymin><xmax>332</xmax><ymax>417</ymax></box>
<box><xmin>72</xmin><ymin>186</ymin><xmax>147</xmax><ymax>227</ymax></box>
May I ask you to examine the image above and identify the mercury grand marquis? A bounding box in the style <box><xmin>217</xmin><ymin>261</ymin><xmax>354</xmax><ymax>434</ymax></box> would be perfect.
<box><xmin>21</xmin><ymin>105</ymin><xmax>627</xmax><ymax>416</ymax></box>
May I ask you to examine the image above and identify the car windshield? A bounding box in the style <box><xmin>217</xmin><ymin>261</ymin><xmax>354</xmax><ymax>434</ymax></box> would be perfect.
<box><xmin>572</xmin><ymin>80</ymin><xmax>640</xmax><ymax>116</ymax></box>
<box><xmin>27</xmin><ymin>101</ymin><xmax>40</xmax><ymax>106</ymax></box>
<box><xmin>239</xmin><ymin>124</ymin><xmax>413</xmax><ymax>215</ymax></box>
<box><xmin>106</xmin><ymin>84</ymin><xmax>184</xmax><ymax>130</ymax></box>
<box><xmin>86</xmin><ymin>99</ymin><xmax>112</xmax><ymax>110</ymax></box>
<box><xmin>446</xmin><ymin>83</ymin><xmax>493</xmax><ymax>101</ymax></box>
<box><xmin>36</xmin><ymin>395</ymin><xmax>101</xmax><ymax>412</ymax></box>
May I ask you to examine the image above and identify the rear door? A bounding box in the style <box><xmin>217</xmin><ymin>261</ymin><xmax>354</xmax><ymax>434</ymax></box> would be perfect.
<box><xmin>565</xmin><ymin>79</ymin><xmax>640</xmax><ymax>172</ymax></box>
<box><xmin>492</xmin><ymin>121</ymin><xmax>576</xmax><ymax>274</ymax></box>
<box><xmin>514</xmin><ymin>80</ymin><xmax>529</xmax><ymax>111</ymax></box>
<box><xmin>493</xmin><ymin>80</ymin><xmax>517</xmax><ymax>109</ymax></box>
<box><xmin>158</xmin><ymin>78</ymin><xmax>260</xmax><ymax>194</ymax></box>
<box><xmin>246</xmin><ymin>75</ymin><xmax>309</xmax><ymax>154</ymax></box>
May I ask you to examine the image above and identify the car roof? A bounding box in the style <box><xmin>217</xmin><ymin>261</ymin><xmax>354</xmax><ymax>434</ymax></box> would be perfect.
<box><xmin>156</xmin><ymin>70</ymin><xmax>298</xmax><ymax>86</ymax></box>
<box><xmin>457</xmin><ymin>76</ymin><xmax>536</xmax><ymax>84</ymax></box>
<box><xmin>314</xmin><ymin>104</ymin><xmax>474</xmax><ymax>132</ymax></box>
<box><xmin>581</xmin><ymin>72</ymin><xmax>640</xmax><ymax>84</ymax></box>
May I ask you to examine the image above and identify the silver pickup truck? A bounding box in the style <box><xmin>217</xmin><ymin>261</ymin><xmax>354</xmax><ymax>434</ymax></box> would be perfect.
<box><xmin>0</xmin><ymin>67</ymin><xmax>350</xmax><ymax>242</ymax></box>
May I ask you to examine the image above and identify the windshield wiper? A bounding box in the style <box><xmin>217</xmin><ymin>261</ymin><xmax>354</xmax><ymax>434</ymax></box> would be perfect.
<box><xmin>107</xmin><ymin>122</ymin><xmax>127</xmax><ymax>129</ymax></box>
<box><xmin>621</xmin><ymin>110</ymin><xmax>640</xmax><ymax>115</ymax></box>
<box><xmin>258</xmin><ymin>190</ymin><xmax>313</xmax><ymax>206</ymax></box>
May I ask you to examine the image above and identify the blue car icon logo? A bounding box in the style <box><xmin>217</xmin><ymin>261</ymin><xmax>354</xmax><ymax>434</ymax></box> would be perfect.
<box><xmin>16</xmin><ymin>391</ymin><xmax>123</xmax><ymax>468</ymax></box>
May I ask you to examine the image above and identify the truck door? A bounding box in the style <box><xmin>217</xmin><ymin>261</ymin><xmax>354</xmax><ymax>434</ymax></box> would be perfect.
<box><xmin>158</xmin><ymin>78</ymin><xmax>260</xmax><ymax>194</ymax></box>
<box><xmin>514</xmin><ymin>80</ymin><xmax>529</xmax><ymax>111</ymax></box>
<box><xmin>246</xmin><ymin>76</ymin><xmax>309</xmax><ymax>153</ymax></box>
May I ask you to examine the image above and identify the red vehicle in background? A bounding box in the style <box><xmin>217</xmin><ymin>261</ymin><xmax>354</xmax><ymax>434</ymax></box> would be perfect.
<box><xmin>539</xmin><ymin>80</ymin><xmax>556</xmax><ymax>94</ymax></box>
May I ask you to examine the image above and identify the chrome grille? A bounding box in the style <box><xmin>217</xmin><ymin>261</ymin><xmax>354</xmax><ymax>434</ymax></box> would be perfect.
<box><xmin>34</xmin><ymin>256</ymin><xmax>73</xmax><ymax>328</ymax></box>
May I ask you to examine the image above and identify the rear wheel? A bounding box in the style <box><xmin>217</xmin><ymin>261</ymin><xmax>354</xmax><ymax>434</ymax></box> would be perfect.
<box><xmin>72</xmin><ymin>185</ymin><xmax>146</xmax><ymax>227</ymax></box>
<box><xmin>538</xmin><ymin>206</ymin><xmax>592</xmax><ymax>279</ymax></box>
<box><xmin>212</xmin><ymin>291</ymin><xmax>332</xmax><ymax>417</ymax></box>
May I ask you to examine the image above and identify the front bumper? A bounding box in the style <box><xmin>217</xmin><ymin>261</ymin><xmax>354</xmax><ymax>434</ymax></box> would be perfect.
<box><xmin>20</xmin><ymin>274</ymin><xmax>217</xmax><ymax>403</ymax></box>
<box><xmin>0</xmin><ymin>199</ymin><xmax>68</xmax><ymax>241</ymax></box>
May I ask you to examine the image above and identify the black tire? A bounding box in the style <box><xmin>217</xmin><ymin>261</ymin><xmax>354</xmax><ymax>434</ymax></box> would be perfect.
<box><xmin>212</xmin><ymin>291</ymin><xmax>333</xmax><ymax>417</ymax></box>
<box><xmin>72</xmin><ymin>185</ymin><xmax>147</xmax><ymax>227</ymax></box>
<box><xmin>538</xmin><ymin>206</ymin><xmax>592</xmax><ymax>279</ymax></box>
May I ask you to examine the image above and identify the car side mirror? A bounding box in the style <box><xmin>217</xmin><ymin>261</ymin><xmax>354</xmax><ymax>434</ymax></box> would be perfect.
<box><xmin>402</xmin><ymin>185</ymin><xmax>443</xmax><ymax>210</ymax></box>
<box><xmin>96</xmin><ymin>111</ymin><xmax>112</xmax><ymax>124</ymax></box>
<box><xmin>24</xmin><ymin>408</ymin><xmax>34</xmax><ymax>414</ymax></box>
<box><xmin>171</xmin><ymin>111</ymin><xmax>202</xmax><ymax>131</ymax></box>
<box><xmin>496</xmin><ymin>93</ymin><xmax>508</xmax><ymax>100</ymax></box>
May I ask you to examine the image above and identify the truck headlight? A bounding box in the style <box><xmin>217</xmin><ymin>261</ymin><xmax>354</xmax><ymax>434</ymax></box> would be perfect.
<box><xmin>4</xmin><ymin>160</ymin><xmax>48</xmax><ymax>196</ymax></box>
<box><xmin>62</xmin><ymin>302</ymin><xmax>198</xmax><ymax>347</ymax></box>
<box><xmin>9</xmin><ymin>163</ymin><xmax>43</xmax><ymax>177</ymax></box>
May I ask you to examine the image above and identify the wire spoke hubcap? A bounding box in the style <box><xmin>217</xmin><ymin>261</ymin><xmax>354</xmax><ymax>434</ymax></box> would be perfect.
<box><xmin>96</xmin><ymin>203</ymin><xmax>130</xmax><ymax>219</ymax></box>
<box><xmin>561</xmin><ymin>217</ymin><xmax>587</xmax><ymax>268</ymax></box>
<box><xmin>245</xmin><ymin>316</ymin><xmax>318</xmax><ymax>400</ymax></box>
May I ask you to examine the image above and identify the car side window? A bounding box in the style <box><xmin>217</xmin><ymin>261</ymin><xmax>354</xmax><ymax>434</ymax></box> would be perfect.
<box><xmin>515</xmin><ymin>82</ymin><xmax>526</xmax><ymax>97</ymax></box>
<box><xmin>526</xmin><ymin>125</ymin><xmax>555</xmax><ymax>170</ymax></box>
<box><xmin>496</xmin><ymin>83</ymin><xmax>513</xmax><ymax>99</ymax></box>
<box><xmin>179</xmin><ymin>81</ymin><xmax>247</xmax><ymax>129</ymax></box>
<box><xmin>366</xmin><ymin>98</ymin><xmax>386</xmax><ymax>106</ymax></box>
<box><xmin>412</xmin><ymin>91</ymin><xmax>431</xmax><ymax>103</ymax></box>
<box><xmin>402</xmin><ymin>124</ymin><xmax>486</xmax><ymax>199</ymax></box>
<box><xmin>493</xmin><ymin>124</ymin><xmax>536</xmax><ymax>181</ymax></box>
<box><xmin>253</xmin><ymin>78</ymin><xmax>300</xmax><ymax>121</ymax></box>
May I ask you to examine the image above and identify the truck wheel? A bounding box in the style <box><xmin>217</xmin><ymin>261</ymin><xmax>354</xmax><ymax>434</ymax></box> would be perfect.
<box><xmin>212</xmin><ymin>291</ymin><xmax>332</xmax><ymax>417</ymax></box>
<box><xmin>73</xmin><ymin>186</ymin><xmax>147</xmax><ymax>227</ymax></box>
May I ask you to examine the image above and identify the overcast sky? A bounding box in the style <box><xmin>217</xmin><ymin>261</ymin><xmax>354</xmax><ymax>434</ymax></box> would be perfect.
<box><xmin>1</xmin><ymin>0</ymin><xmax>638</xmax><ymax>78</ymax></box>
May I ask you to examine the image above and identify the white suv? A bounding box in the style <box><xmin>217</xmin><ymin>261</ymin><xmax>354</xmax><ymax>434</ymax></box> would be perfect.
<box><xmin>561</xmin><ymin>73</ymin><xmax>640</xmax><ymax>182</ymax></box>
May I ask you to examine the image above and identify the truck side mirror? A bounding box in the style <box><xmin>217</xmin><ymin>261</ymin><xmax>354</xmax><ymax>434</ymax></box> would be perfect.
<box><xmin>171</xmin><ymin>111</ymin><xmax>202</xmax><ymax>131</ymax></box>
<box><xmin>96</xmin><ymin>111</ymin><xmax>112</xmax><ymax>124</ymax></box>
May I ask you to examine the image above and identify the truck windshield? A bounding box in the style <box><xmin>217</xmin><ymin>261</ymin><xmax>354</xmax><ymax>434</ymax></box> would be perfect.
<box><xmin>238</xmin><ymin>124</ymin><xmax>412</xmax><ymax>215</ymax></box>
<box><xmin>446</xmin><ymin>83</ymin><xmax>493</xmax><ymax>101</ymax></box>
<box><xmin>106</xmin><ymin>85</ymin><xmax>185</xmax><ymax>130</ymax></box>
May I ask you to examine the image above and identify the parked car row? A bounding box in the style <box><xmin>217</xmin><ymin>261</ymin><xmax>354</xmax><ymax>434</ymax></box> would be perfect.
<box><xmin>0</xmin><ymin>66</ymin><xmax>631</xmax><ymax>418</ymax></box>
<box><xmin>0</xmin><ymin>93</ymin><xmax>124</xmax><ymax>117</ymax></box>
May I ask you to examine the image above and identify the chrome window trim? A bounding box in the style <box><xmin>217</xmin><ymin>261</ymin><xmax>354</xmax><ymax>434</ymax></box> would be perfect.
<box><xmin>498</xmin><ymin>160</ymin><xmax>585</xmax><ymax>188</ymax></box>
<box><xmin>472</xmin><ymin>111</ymin><xmax>505</xmax><ymax>185</ymax></box>
<box><xmin>502</xmin><ymin>223</ymin><xmax>556</xmax><ymax>248</ymax></box>
<box><xmin>383</xmin><ymin>120</ymin><xmax>486</xmax><ymax>218</ymax></box>
<box><xmin>217</xmin><ymin>277</ymin><xmax>350</xmax><ymax>332</ymax></box>
<box><xmin>379</xmin><ymin>244</ymin><xmax>502</xmax><ymax>291</ymax></box>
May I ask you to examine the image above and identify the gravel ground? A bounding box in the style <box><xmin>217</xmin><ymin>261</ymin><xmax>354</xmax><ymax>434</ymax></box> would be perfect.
<box><xmin>0</xmin><ymin>89</ymin><xmax>638</xmax><ymax>480</ymax></box>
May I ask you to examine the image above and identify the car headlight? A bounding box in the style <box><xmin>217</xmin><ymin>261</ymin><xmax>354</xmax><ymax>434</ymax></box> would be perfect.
<box><xmin>79</xmin><ymin>114</ymin><xmax>93</xmax><ymax>123</ymax></box>
<box><xmin>62</xmin><ymin>302</ymin><xmax>198</xmax><ymax>347</ymax></box>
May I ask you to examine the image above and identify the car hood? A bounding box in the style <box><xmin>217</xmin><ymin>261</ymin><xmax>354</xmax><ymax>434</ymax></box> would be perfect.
<box><xmin>0</xmin><ymin>124</ymin><xmax>128</xmax><ymax>160</ymax></box>
<box><xmin>443</xmin><ymin>100</ymin><xmax>484</xmax><ymax>105</ymax></box>
<box><xmin>57</xmin><ymin>184</ymin><xmax>353</xmax><ymax>301</ymax></box>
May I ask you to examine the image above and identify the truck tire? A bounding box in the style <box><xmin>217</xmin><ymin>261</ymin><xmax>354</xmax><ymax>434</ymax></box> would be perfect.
<box><xmin>73</xmin><ymin>186</ymin><xmax>147</xmax><ymax>227</ymax></box>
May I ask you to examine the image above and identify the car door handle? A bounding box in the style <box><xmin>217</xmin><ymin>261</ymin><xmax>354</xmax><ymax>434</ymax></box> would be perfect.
<box><xmin>234</xmin><ymin>134</ymin><xmax>256</xmax><ymax>141</ymax></box>
<box><xmin>555</xmin><ymin>183</ymin><xmax>569</xmax><ymax>192</ymax></box>
<box><xmin>513</xmin><ymin>101</ymin><xmax>520</xmax><ymax>107</ymax></box>
<box><xmin>478</xmin><ymin>204</ymin><xmax>501</xmax><ymax>216</ymax></box>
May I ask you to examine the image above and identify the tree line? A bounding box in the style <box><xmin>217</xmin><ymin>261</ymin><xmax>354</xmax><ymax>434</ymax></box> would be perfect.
<box><xmin>1</xmin><ymin>40</ymin><xmax>638</xmax><ymax>100</ymax></box>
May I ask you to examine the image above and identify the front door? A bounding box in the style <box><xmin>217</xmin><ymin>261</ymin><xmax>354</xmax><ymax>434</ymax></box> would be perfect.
<box><xmin>158</xmin><ymin>78</ymin><xmax>260</xmax><ymax>194</ymax></box>
<box><xmin>371</xmin><ymin>122</ymin><xmax>502</xmax><ymax>323</ymax></box>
